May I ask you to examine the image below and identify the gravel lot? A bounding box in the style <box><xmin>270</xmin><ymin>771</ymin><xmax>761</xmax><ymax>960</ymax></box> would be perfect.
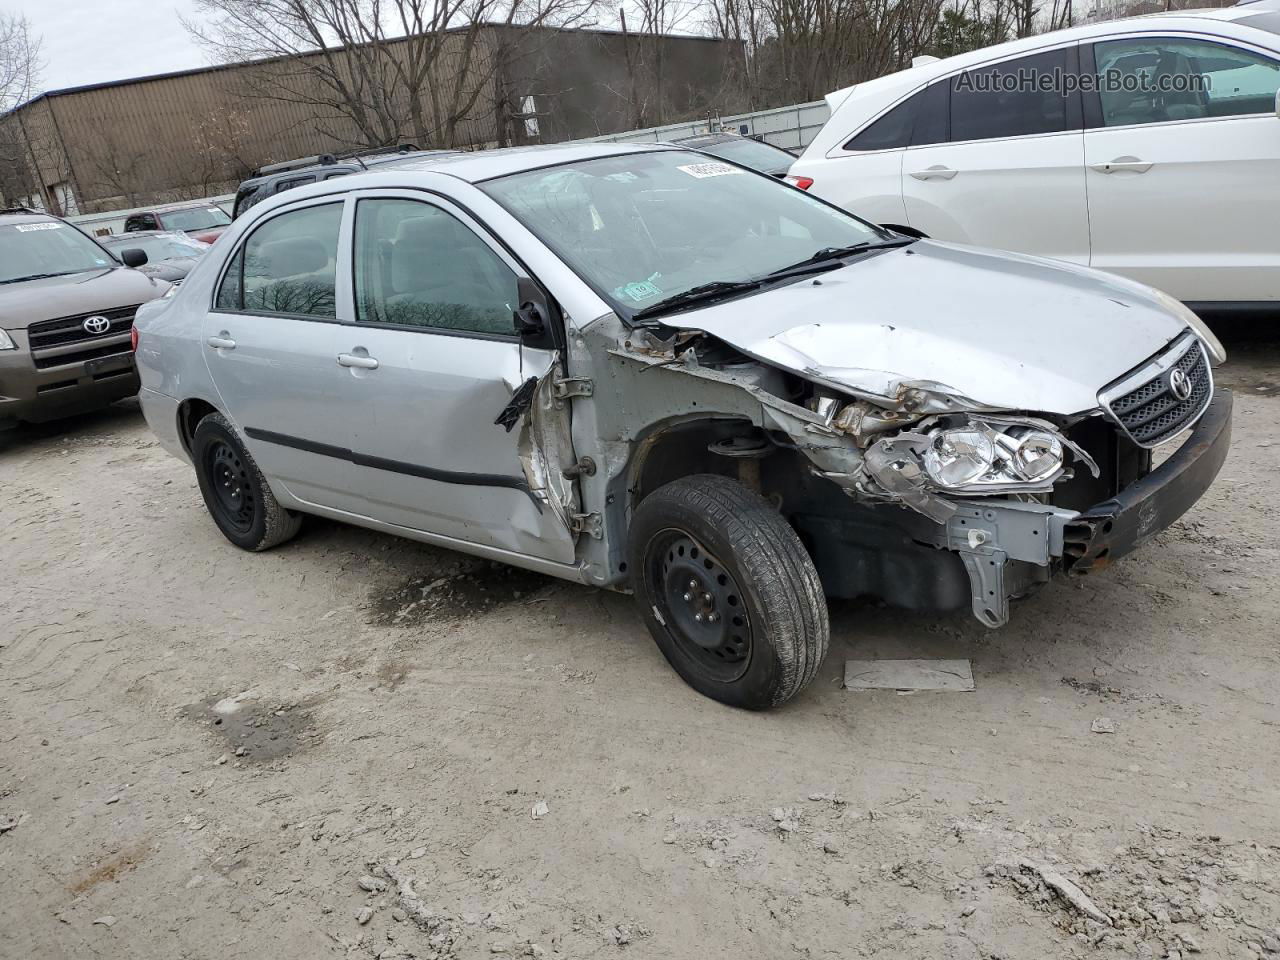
<box><xmin>2</xmin><ymin>339</ymin><xmax>1278</xmax><ymax>960</ymax></box>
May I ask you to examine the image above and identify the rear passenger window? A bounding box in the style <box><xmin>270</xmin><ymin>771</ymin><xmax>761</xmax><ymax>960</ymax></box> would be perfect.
<box><xmin>844</xmin><ymin>84</ymin><xmax>947</xmax><ymax>151</ymax></box>
<box><xmin>214</xmin><ymin>202</ymin><xmax>342</xmax><ymax>318</ymax></box>
<box><xmin>951</xmin><ymin>48</ymin><xmax>1073</xmax><ymax>141</ymax></box>
<box><xmin>353</xmin><ymin>198</ymin><xmax>518</xmax><ymax>336</ymax></box>
<box><xmin>846</xmin><ymin>97</ymin><xmax>917</xmax><ymax>151</ymax></box>
<box><xmin>274</xmin><ymin>175</ymin><xmax>317</xmax><ymax>194</ymax></box>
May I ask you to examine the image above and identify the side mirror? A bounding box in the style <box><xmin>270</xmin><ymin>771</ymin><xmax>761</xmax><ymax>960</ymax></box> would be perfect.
<box><xmin>512</xmin><ymin>276</ymin><xmax>557</xmax><ymax>350</ymax></box>
<box><xmin>120</xmin><ymin>248</ymin><xmax>149</xmax><ymax>268</ymax></box>
<box><xmin>1275</xmin><ymin>88</ymin><xmax>1280</xmax><ymax>120</ymax></box>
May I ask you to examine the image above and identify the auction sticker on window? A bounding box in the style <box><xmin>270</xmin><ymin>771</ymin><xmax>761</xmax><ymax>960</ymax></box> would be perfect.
<box><xmin>14</xmin><ymin>222</ymin><xmax>64</xmax><ymax>232</ymax></box>
<box><xmin>676</xmin><ymin>161</ymin><xmax>742</xmax><ymax>179</ymax></box>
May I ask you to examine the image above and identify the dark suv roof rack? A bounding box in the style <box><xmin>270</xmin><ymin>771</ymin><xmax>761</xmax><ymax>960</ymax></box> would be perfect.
<box><xmin>253</xmin><ymin>143</ymin><xmax>419</xmax><ymax>178</ymax></box>
<box><xmin>0</xmin><ymin>206</ymin><xmax>44</xmax><ymax>216</ymax></box>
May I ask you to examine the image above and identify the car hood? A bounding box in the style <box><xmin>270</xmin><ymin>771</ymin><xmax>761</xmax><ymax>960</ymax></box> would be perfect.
<box><xmin>0</xmin><ymin>267</ymin><xmax>168</xmax><ymax>329</ymax></box>
<box><xmin>675</xmin><ymin>240</ymin><xmax>1192</xmax><ymax>415</ymax></box>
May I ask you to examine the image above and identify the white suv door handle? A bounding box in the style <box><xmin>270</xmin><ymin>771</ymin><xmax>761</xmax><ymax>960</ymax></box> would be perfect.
<box><xmin>909</xmin><ymin>165</ymin><xmax>957</xmax><ymax>181</ymax></box>
<box><xmin>337</xmin><ymin>352</ymin><xmax>379</xmax><ymax>370</ymax></box>
<box><xmin>206</xmin><ymin>334</ymin><xmax>236</xmax><ymax>350</ymax></box>
<box><xmin>1091</xmin><ymin>157</ymin><xmax>1153</xmax><ymax>174</ymax></box>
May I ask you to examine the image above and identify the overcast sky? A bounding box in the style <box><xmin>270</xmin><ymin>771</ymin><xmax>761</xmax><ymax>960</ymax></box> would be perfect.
<box><xmin>15</xmin><ymin>0</ymin><xmax>212</xmax><ymax>93</ymax></box>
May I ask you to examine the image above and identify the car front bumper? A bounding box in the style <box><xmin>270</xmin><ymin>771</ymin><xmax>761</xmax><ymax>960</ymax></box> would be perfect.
<box><xmin>941</xmin><ymin>388</ymin><xmax>1233</xmax><ymax>626</ymax></box>
<box><xmin>0</xmin><ymin>337</ymin><xmax>140</xmax><ymax>426</ymax></box>
<box><xmin>1064</xmin><ymin>387</ymin><xmax>1233</xmax><ymax>572</ymax></box>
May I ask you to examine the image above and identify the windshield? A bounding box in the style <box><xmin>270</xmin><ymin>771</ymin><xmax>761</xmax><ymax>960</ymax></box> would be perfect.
<box><xmin>162</xmin><ymin>207</ymin><xmax>231</xmax><ymax>231</ymax></box>
<box><xmin>0</xmin><ymin>220</ymin><xmax>115</xmax><ymax>284</ymax></box>
<box><xmin>482</xmin><ymin>150</ymin><xmax>882</xmax><ymax>317</ymax></box>
<box><xmin>689</xmin><ymin>137</ymin><xmax>795</xmax><ymax>174</ymax></box>
<box><xmin>103</xmin><ymin>233</ymin><xmax>210</xmax><ymax>261</ymax></box>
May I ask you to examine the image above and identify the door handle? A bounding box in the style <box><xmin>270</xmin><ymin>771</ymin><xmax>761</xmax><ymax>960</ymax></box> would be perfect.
<box><xmin>206</xmin><ymin>333</ymin><xmax>236</xmax><ymax>350</ymax></box>
<box><xmin>1090</xmin><ymin>157</ymin><xmax>1153</xmax><ymax>174</ymax></box>
<box><xmin>337</xmin><ymin>352</ymin><xmax>379</xmax><ymax>370</ymax></box>
<box><xmin>909</xmin><ymin>165</ymin><xmax>958</xmax><ymax>181</ymax></box>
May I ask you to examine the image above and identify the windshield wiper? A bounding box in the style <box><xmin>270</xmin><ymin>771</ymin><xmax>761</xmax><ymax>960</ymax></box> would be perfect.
<box><xmin>767</xmin><ymin>237</ymin><xmax>918</xmax><ymax>278</ymax></box>
<box><xmin>631</xmin><ymin>279</ymin><xmax>764</xmax><ymax>322</ymax></box>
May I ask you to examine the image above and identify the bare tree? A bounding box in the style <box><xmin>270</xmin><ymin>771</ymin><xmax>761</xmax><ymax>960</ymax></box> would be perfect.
<box><xmin>185</xmin><ymin>0</ymin><xmax>599</xmax><ymax>151</ymax></box>
<box><xmin>0</xmin><ymin>12</ymin><xmax>42</xmax><ymax>113</ymax></box>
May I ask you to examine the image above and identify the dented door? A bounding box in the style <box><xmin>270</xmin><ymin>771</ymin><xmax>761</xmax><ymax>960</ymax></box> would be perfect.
<box><xmin>342</xmin><ymin>331</ymin><xmax>579</xmax><ymax>562</ymax></box>
<box><xmin>338</xmin><ymin>191</ymin><xmax>580</xmax><ymax>563</ymax></box>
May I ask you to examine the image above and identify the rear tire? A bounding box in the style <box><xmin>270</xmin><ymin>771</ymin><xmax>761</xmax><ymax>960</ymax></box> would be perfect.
<box><xmin>192</xmin><ymin>412</ymin><xmax>301</xmax><ymax>551</ymax></box>
<box><xmin>629</xmin><ymin>474</ymin><xmax>828</xmax><ymax>709</ymax></box>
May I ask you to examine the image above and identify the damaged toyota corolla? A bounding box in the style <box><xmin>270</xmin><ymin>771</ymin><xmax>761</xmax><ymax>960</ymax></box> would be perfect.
<box><xmin>134</xmin><ymin>144</ymin><xmax>1231</xmax><ymax>710</ymax></box>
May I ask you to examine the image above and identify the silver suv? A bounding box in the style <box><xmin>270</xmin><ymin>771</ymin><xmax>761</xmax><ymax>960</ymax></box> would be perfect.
<box><xmin>134</xmin><ymin>145</ymin><xmax>1230</xmax><ymax>709</ymax></box>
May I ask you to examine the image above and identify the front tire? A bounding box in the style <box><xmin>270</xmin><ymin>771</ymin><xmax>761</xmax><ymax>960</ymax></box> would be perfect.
<box><xmin>629</xmin><ymin>475</ymin><xmax>828</xmax><ymax>709</ymax></box>
<box><xmin>192</xmin><ymin>412</ymin><xmax>301</xmax><ymax>551</ymax></box>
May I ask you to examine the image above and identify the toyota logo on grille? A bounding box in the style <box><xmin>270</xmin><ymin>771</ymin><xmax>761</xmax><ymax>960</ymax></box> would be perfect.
<box><xmin>83</xmin><ymin>315</ymin><xmax>111</xmax><ymax>335</ymax></box>
<box><xmin>1169</xmin><ymin>368</ymin><xmax>1192</xmax><ymax>401</ymax></box>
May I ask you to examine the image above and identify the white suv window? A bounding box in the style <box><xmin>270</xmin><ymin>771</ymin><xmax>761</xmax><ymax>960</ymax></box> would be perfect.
<box><xmin>951</xmin><ymin>47</ymin><xmax>1075</xmax><ymax>141</ymax></box>
<box><xmin>1093</xmin><ymin>37</ymin><xmax>1280</xmax><ymax>126</ymax></box>
<box><xmin>352</xmin><ymin>198</ymin><xmax>517</xmax><ymax>336</ymax></box>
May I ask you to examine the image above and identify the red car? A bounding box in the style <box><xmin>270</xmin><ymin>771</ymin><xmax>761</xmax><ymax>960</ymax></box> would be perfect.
<box><xmin>122</xmin><ymin>202</ymin><xmax>232</xmax><ymax>244</ymax></box>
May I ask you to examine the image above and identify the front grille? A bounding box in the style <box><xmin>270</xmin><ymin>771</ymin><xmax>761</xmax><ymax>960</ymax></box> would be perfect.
<box><xmin>1101</xmin><ymin>336</ymin><xmax>1212</xmax><ymax>447</ymax></box>
<box><xmin>27</xmin><ymin>304</ymin><xmax>139</xmax><ymax>369</ymax></box>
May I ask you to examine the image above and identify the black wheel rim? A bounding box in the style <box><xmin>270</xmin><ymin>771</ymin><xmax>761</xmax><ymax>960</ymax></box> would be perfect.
<box><xmin>646</xmin><ymin>530</ymin><xmax>753</xmax><ymax>682</ymax></box>
<box><xmin>204</xmin><ymin>439</ymin><xmax>256</xmax><ymax>534</ymax></box>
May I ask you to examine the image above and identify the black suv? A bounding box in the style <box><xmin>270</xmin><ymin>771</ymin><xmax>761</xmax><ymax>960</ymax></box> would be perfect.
<box><xmin>0</xmin><ymin>208</ymin><xmax>169</xmax><ymax>428</ymax></box>
<box><xmin>232</xmin><ymin>146</ymin><xmax>455</xmax><ymax>218</ymax></box>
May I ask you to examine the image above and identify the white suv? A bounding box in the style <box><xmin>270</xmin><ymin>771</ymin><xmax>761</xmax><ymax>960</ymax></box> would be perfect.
<box><xmin>789</xmin><ymin>0</ymin><xmax>1280</xmax><ymax>314</ymax></box>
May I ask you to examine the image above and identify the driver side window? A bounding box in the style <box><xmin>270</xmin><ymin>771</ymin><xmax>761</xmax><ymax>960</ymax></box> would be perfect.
<box><xmin>1093</xmin><ymin>37</ymin><xmax>1280</xmax><ymax>126</ymax></box>
<box><xmin>353</xmin><ymin>198</ymin><xmax>518</xmax><ymax>336</ymax></box>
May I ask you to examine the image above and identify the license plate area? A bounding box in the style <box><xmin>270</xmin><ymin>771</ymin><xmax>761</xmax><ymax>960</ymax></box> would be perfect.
<box><xmin>85</xmin><ymin>353</ymin><xmax>134</xmax><ymax>377</ymax></box>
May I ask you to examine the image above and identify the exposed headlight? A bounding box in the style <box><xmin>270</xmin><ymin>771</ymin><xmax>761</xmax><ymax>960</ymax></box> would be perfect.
<box><xmin>1010</xmin><ymin>431</ymin><xmax>1063</xmax><ymax>481</ymax></box>
<box><xmin>922</xmin><ymin>422</ymin><xmax>1065</xmax><ymax>491</ymax></box>
<box><xmin>923</xmin><ymin>427</ymin><xmax>994</xmax><ymax>487</ymax></box>
<box><xmin>0</xmin><ymin>329</ymin><xmax>16</xmax><ymax>350</ymax></box>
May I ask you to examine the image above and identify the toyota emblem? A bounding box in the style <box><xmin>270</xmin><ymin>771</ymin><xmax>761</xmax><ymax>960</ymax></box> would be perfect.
<box><xmin>1169</xmin><ymin>367</ymin><xmax>1192</xmax><ymax>401</ymax></box>
<box><xmin>82</xmin><ymin>315</ymin><xmax>111</xmax><ymax>335</ymax></box>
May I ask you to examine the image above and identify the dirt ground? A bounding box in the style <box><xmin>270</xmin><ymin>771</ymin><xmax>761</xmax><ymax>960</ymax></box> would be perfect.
<box><xmin>2</xmin><ymin>339</ymin><xmax>1278</xmax><ymax>960</ymax></box>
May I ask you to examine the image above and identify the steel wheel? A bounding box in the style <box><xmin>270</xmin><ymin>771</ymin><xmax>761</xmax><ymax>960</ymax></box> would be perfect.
<box><xmin>647</xmin><ymin>530</ymin><xmax>753</xmax><ymax>683</ymax></box>
<box><xmin>204</xmin><ymin>438</ymin><xmax>256</xmax><ymax>534</ymax></box>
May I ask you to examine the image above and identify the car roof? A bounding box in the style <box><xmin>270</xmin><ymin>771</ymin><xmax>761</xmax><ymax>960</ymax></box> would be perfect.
<box><xmin>134</xmin><ymin>200</ymin><xmax>226</xmax><ymax>214</ymax></box>
<box><xmin>671</xmin><ymin>133</ymin><xmax>739</xmax><ymax>147</ymax></box>
<box><xmin>238</xmin><ymin>149</ymin><xmax>459</xmax><ymax>192</ymax></box>
<box><xmin>0</xmin><ymin>209</ymin><xmax>57</xmax><ymax>225</ymax></box>
<box><xmin>100</xmin><ymin>230</ymin><xmax>195</xmax><ymax>241</ymax></box>
<box><xmin>357</xmin><ymin>141</ymin><xmax>680</xmax><ymax>184</ymax></box>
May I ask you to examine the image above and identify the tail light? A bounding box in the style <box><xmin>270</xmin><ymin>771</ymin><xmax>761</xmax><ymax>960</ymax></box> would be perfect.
<box><xmin>784</xmin><ymin>175</ymin><xmax>814</xmax><ymax>190</ymax></box>
<box><xmin>131</xmin><ymin>325</ymin><xmax>139</xmax><ymax>352</ymax></box>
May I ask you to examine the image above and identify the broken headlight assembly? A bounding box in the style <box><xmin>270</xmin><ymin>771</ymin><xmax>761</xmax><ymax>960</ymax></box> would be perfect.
<box><xmin>920</xmin><ymin>421</ymin><xmax>1068</xmax><ymax>492</ymax></box>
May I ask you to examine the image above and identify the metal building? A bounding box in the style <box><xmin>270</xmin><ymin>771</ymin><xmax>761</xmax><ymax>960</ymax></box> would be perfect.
<box><xmin>0</xmin><ymin>25</ymin><xmax>744</xmax><ymax>215</ymax></box>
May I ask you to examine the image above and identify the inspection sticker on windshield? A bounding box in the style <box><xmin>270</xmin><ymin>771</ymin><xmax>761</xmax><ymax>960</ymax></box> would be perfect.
<box><xmin>614</xmin><ymin>278</ymin><xmax>663</xmax><ymax>303</ymax></box>
<box><xmin>676</xmin><ymin>161</ymin><xmax>742</xmax><ymax>179</ymax></box>
<box><xmin>14</xmin><ymin>222</ymin><xmax>64</xmax><ymax>232</ymax></box>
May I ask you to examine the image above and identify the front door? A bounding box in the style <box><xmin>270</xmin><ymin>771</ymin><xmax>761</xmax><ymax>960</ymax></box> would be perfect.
<box><xmin>336</xmin><ymin>192</ymin><xmax>579</xmax><ymax>564</ymax></box>
<box><xmin>1082</xmin><ymin>34</ymin><xmax>1280</xmax><ymax>302</ymax></box>
<box><xmin>902</xmin><ymin>45</ymin><xmax>1091</xmax><ymax>264</ymax></box>
<box><xmin>202</xmin><ymin>198</ymin><xmax>361</xmax><ymax>512</ymax></box>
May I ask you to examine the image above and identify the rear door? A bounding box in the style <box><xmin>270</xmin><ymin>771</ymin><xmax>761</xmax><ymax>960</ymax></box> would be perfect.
<box><xmin>1081</xmin><ymin>34</ymin><xmax>1280</xmax><ymax>302</ymax></box>
<box><xmin>202</xmin><ymin>197</ymin><xmax>362</xmax><ymax>512</ymax></box>
<box><xmin>902</xmin><ymin>45</ymin><xmax>1090</xmax><ymax>264</ymax></box>
<box><xmin>335</xmin><ymin>190</ymin><xmax>580</xmax><ymax>563</ymax></box>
